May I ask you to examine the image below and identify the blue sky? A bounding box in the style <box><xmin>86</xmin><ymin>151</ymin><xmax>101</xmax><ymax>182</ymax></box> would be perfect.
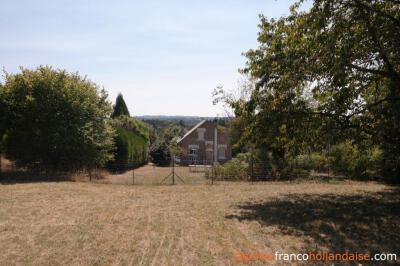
<box><xmin>0</xmin><ymin>0</ymin><xmax>311</xmax><ymax>116</ymax></box>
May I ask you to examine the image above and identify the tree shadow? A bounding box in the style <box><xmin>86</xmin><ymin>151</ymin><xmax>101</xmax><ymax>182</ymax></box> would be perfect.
<box><xmin>226</xmin><ymin>188</ymin><xmax>400</xmax><ymax>254</ymax></box>
<box><xmin>0</xmin><ymin>169</ymin><xmax>72</xmax><ymax>185</ymax></box>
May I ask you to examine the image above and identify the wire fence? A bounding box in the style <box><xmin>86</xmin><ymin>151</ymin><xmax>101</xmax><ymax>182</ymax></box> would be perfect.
<box><xmin>210</xmin><ymin>162</ymin><xmax>274</xmax><ymax>182</ymax></box>
<box><xmin>102</xmin><ymin>159</ymin><xmax>276</xmax><ymax>185</ymax></box>
<box><xmin>103</xmin><ymin>160</ymin><xmax>211</xmax><ymax>185</ymax></box>
<box><xmin>1</xmin><ymin>156</ymin><xmax>313</xmax><ymax>186</ymax></box>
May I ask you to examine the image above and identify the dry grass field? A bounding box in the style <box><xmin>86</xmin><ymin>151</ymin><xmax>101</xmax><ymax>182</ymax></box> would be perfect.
<box><xmin>0</xmin><ymin>180</ymin><xmax>399</xmax><ymax>265</ymax></box>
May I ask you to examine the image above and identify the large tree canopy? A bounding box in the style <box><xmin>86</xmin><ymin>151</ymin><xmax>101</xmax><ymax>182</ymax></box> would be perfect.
<box><xmin>0</xmin><ymin>66</ymin><xmax>115</xmax><ymax>170</ymax></box>
<box><xmin>221</xmin><ymin>0</ymin><xmax>399</xmax><ymax>179</ymax></box>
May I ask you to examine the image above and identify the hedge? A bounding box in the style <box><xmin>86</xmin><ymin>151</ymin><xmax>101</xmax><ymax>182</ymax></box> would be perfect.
<box><xmin>108</xmin><ymin>116</ymin><xmax>150</xmax><ymax>172</ymax></box>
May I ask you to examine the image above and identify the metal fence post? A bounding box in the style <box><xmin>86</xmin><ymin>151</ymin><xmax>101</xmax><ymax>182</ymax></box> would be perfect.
<box><xmin>327</xmin><ymin>141</ymin><xmax>331</xmax><ymax>179</ymax></box>
<box><xmin>132</xmin><ymin>169</ymin><xmax>135</xmax><ymax>185</ymax></box>
<box><xmin>172</xmin><ymin>159</ymin><xmax>175</xmax><ymax>185</ymax></box>
<box><xmin>251</xmin><ymin>156</ymin><xmax>254</xmax><ymax>184</ymax></box>
<box><xmin>211</xmin><ymin>163</ymin><xmax>214</xmax><ymax>185</ymax></box>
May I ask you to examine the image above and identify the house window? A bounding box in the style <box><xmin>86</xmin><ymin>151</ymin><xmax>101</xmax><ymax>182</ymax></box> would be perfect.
<box><xmin>218</xmin><ymin>147</ymin><xmax>226</xmax><ymax>159</ymax></box>
<box><xmin>205</xmin><ymin>141</ymin><xmax>213</xmax><ymax>151</ymax></box>
<box><xmin>189</xmin><ymin>148</ymin><xmax>197</xmax><ymax>155</ymax></box>
<box><xmin>188</xmin><ymin>144</ymin><xmax>199</xmax><ymax>156</ymax></box>
<box><xmin>197</xmin><ymin>128</ymin><xmax>206</xmax><ymax>141</ymax></box>
<box><xmin>218</xmin><ymin>144</ymin><xmax>227</xmax><ymax>159</ymax></box>
<box><xmin>188</xmin><ymin>144</ymin><xmax>199</xmax><ymax>164</ymax></box>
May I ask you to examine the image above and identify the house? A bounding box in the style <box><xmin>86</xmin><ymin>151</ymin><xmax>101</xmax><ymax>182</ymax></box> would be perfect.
<box><xmin>177</xmin><ymin>120</ymin><xmax>231</xmax><ymax>165</ymax></box>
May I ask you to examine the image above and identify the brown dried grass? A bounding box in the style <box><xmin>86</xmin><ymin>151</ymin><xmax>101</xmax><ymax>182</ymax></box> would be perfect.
<box><xmin>0</xmin><ymin>181</ymin><xmax>398</xmax><ymax>265</ymax></box>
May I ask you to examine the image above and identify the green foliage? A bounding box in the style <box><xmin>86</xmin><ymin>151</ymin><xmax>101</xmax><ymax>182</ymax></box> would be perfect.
<box><xmin>111</xmin><ymin>93</ymin><xmax>130</xmax><ymax>118</ymax></box>
<box><xmin>112</xmin><ymin>127</ymin><xmax>148</xmax><ymax>170</ymax></box>
<box><xmin>288</xmin><ymin>153</ymin><xmax>329</xmax><ymax>173</ymax></box>
<box><xmin>149</xmin><ymin>142</ymin><xmax>171</xmax><ymax>166</ymax></box>
<box><xmin>331</xmin><ymin>141</ymin><xmax>383</xmax><ymax>179</ymax></box>
<box><xmin>216</xmin><ymin>0</ymin><xmax>400</xmax><ymax>180</ymax></box>
<box><xmin>210</xmin><ymin>157</ymin><xmax>249</xmax><ymax>180</ymax></box>
<box><xmin>112</xmin><ymin>115</ymin><xmax>150</xmax><ymax>140</ymax></box>
<box><xmin>148</xmin><ymin>122</ymin><xmax>187</xmax><ymax>166</ymax></box>
<box><xmin>309</xmin><ymin>153</ymin><xmax>329</xmax><ymax>173</ymax></box>
<box><xmin>109</xmin><ymin>116</ymin><xmax>150</xmax><ymax>171</ymax></box>
<box><xmin>0</xmin><ymin>66</ymin><xmax>115</xmax><ymax>170</ymax></box>
<box><xmin>290</xmin><ymin>155</ymin><xmax>314</xmax><ymax>171</ymax></box>
<box><xmin>0</xmin><ymin>83</ymin><xmax>5</xmax><ymax>154</ymax></box>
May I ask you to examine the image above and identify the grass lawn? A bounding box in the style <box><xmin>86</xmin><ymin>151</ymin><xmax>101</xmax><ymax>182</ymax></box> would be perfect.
<box><xmin>0</xmin><ymin>180</ymin><xmax>399</xmax><ymax>265</ymax></box>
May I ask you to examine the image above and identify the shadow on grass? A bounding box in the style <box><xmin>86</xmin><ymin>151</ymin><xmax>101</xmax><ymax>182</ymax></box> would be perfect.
<box><xmin>226</xmin><ymin>188</ymin><xmax>400</xmax><ymax>254</ymax></box>
<box><xmin>0</xmin><ymin>169</ymin><xmax>72</xmax><ymax>185</ymax></box>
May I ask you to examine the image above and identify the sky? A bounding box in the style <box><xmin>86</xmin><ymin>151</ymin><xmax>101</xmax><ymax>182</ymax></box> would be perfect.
<box><xmin>0</xmin><ymin>0</ymin><xmax>311</xmax><ymax>116</ymax></box>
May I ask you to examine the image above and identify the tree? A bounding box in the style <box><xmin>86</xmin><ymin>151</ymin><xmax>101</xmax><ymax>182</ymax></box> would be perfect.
<box><xmin>149</xmin><ymin>124</ymin><xmax>183</xmax><ymax>166</ymax></box>
<box><xmin>0</xmin><ymin>83</ymin><xmax>6</xmax><ymax>154</ymax></box>
<box><xmin>108</xmin><ymin>94</ymin><xmax>150</xmax><ymax>171</ymax></box>
<box><xmin>150</xmin><ymin>142</ymin><xmax>171</xmax><ymax>166</ymax></box>
<box><xmin>111</xmin><ymin>93</ymin><xmax>130</xmax><ymax>118</ymax></box>
<box><xmin>0</xmin><ymin>66</ymin><xmax>115</xmax><ymax>171</ymax></box>
<box><xmin>218</xmin><ymin>0</ymin><xmax>400</xmax><ymax>180</ymax></box>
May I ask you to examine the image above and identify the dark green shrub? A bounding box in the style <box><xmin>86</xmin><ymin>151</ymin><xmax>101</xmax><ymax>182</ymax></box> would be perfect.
<box><xmin>149</xmin><ymin>142</ymin><xmax>171</xmax><ymax>166</ymax></box>
<box><xmin>111</xmin><ymin>93</ymin><xmax>130</xmax><ymax>118</ymax></box>
<box><xmin>108</xmin><ymin>116</ymin><xmax>150</xmax><ymax>171</ymax></box>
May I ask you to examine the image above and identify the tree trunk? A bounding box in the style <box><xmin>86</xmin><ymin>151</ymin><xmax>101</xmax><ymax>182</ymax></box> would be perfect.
<box><xmin>382</xmin><ymin>79</ymin><xmax>400</xmax><ymax>182</ymax></box>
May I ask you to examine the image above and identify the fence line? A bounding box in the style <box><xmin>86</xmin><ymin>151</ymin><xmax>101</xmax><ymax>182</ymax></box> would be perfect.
<box><xmin>1</xmin><ymin>156</ymin><xmax>319</xmax><ymax>185</ymax></box>
<box><xmin>93</xmin><ymin>159</ymin><xmax>276</xmax><ymax>185</ymax></box>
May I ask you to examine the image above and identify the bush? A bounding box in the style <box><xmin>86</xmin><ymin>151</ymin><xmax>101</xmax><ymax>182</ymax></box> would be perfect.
<box><xmin>309</xmin><ymin>153</ymin><xmax>329</xmax><ymax>172</ymax></box>
<box><xmin>290</xmin><ymin>154</ymin><xmax>313</xmax><ymax>171</ymax></box>
<box><xmin>205</xmin><ymin>153</ymin><xmax>251</xmax><ymax>180</ymax></box>
<box><xmin>281</xmin><ymin>153</ymin><xmax>328</xmax><ymax>179</ymax></box>
<box><xmin>213</xmin><ymin>158</ymin><xmax>249</xmax><ymax>180</ymax></box>
<box><xmin>331</xmin><ymin>141</ymin><xmax>382</xmax><ymax>179</ymax></box>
